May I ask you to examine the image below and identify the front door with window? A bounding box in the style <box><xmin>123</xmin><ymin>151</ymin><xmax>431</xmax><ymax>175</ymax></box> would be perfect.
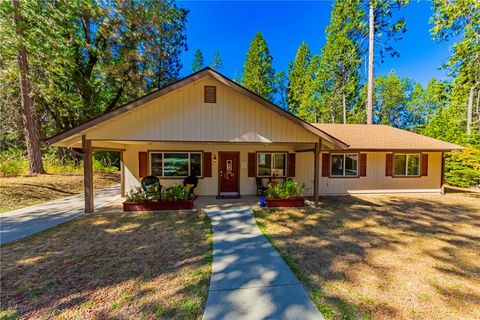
<box><xmin>219</xmin><ymin>152</ymin><xmax>239</xmax><ymax>195</ymax></box>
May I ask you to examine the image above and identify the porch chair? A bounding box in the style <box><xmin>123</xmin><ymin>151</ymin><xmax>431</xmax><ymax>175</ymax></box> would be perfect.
<box><xmin>183</xmin><ymin>174</ymin><xmax>199</xmax><ymax>200</ymax></box>
<box><xmin>256</xmin><ymin>177</ymin><xmax>270</xmax><ymax>196</ymax></box>
<box><xmin>141</xmin><ymin>175</ymin><xmax>161</xmax><ymax>195</ymax></box>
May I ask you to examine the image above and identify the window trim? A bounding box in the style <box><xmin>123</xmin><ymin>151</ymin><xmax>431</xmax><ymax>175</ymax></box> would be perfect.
<box><xmin>393</xmin><ymin>153</ymin><xmax>421</xmax><ymax>177</ymax></box>
<box><xmin>148</xmin><ymin>151</ymin><xmax>204</xmax><ymax>179</ymax></box>
<box><xmin>256</xmin><ymin>152</ymin><xmax>288</xmax><ymax>177</ymax></box>
<box><xmin>330</xmin><ymin>153</ymin><xmax>359</xmax><ymax>178</ymax></box>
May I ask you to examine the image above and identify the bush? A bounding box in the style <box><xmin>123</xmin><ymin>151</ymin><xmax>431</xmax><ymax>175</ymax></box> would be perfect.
<box><xmin>267</xmin><ymin>179</ymin><xmax>305</xmax><ymax>199</ymax></box>
<box><xmin>445</xmin><ymin>146</ymin><xmax>480</xmax><ymax>188</ymax></box>
<box><xmin>125</xmin><ymin>184</ymin><xmax>189</xmax><ymax>203</ymax></box>
<box><xmin>0</xmin><ymin>148</ymin><xmax>27</xmax><ymax>177</ymax></box>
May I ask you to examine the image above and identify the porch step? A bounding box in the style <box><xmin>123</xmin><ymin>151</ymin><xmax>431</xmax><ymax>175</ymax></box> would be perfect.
<box><xmin>217</xmin><ymin>192</ymin><xmax>241</xmax><ymax>199</ymax></box>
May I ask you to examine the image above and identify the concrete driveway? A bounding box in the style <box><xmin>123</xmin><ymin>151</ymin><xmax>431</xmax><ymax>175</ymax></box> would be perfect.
<box><xmin>0</xmin><ymin>185</ymin><xmax>121</xmax><ymax>244</ymax></box>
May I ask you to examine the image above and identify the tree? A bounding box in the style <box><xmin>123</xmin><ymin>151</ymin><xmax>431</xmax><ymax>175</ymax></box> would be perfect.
<box><xmin>210</xmin><ymin>51</ymin><xmax>223</xmax><ymax>71</ymax></box>
<box><xmin>318</xmin><ymin>0</ymin><xmax>363</xmax><ymax>124</ymax></box>
<box><xmin>274</xmin><ymin>71</ymin><xmax>288</xmax><ymax>109</ymax></box>
<box><xmin>364</xmin><ymin>0</ymin><xmax>409</xmax><ymax>124</ymax></box>
<box><xmin>10</xmin><ymin>0</ymin><xmax>45</xmax><ymax>174</ymax></box>
<box><xmin>192</xmin><ymin>49</ymin><xmax>205</xmax><ymax>73</ymax></box>
<box><xmin>242</xmin><ymin>32</ymin><xmax>276</xmax><ymax>101</ymax></box>
<box><xmin>287</xmin><ymin>42</ymin><xmax>311</xmax><ymax>114</ymax></box>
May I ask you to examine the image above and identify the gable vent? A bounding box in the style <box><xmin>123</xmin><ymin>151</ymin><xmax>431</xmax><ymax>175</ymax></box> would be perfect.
<box><xmin>204</xmin><ymin>86</ymin><xmax>216</xmax><ymax>103</ymax></box>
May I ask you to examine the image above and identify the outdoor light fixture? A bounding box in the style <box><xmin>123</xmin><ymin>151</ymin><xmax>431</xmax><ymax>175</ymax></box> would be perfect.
<box><xmin>213</xmin><ymin>154</ymin><xmax>217</xmax><ymax>163</ymax></box>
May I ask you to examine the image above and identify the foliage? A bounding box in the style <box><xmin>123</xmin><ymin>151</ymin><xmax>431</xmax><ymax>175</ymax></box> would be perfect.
<box><xmin>274</xmin><ymin>71</ymin><xmax>288</xmax><ymax>109</ymax></box>
<box><xmin>0</xmin><ymin>148</ymin><xmax>27</xmax><ymax>177</ymax></box>
<box><xmin>267</xmin><ymin>179</ymin><xmax>306</xmax><ymax>199</ymax></box>
<box><xmin>192</xmin><ymin>49</ymin><xmax>205</xmax><ymax>73</ymax></box>
<box><xmin>210</xmin><ymin>51</ymin><xmax>223</xmax><ymax>71</ymax></box>
<box><xmin>242</xmin><ymin>32</ymin><xmax>276</xmax><ymax>101</ymax></box>
<box><xmin>287</xmin><ymin>42</ymin><xmax>311</xmax><ymax>114</ymax></box>
<box><xmin>445</xmin><ymin>146</ymin><xmax>480</xmax><ymax>188</ymax></box>
<box><xmin>125</xmin><ymin>184</ymin><xmax>189</xmax><ymax>203</ymax></box>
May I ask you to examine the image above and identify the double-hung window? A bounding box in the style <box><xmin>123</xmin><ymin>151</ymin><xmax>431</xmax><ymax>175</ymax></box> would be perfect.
<box><xmin>393</xmin><ymin>154</ymin><xmax>420</xmax><ymax>176</ymax></box>
<box><xmin>331</xmin><ymin>153</ymin><xmax>358</xmax><ymax>177</ymax></box>
<box><xmin>257</xmin><ymin>153</ymin><xmax>287</xmax><ymax>177</ymax></box>
<box><xmin>150</xmin><ymin>152</ymin><xmax>202</xmax><ymax>178</ymax></box>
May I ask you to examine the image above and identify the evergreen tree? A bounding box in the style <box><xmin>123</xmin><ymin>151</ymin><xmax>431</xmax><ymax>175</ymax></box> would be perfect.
<box><xmin>274</xmin><ymin>71</ymin><xmax>288</xmax><ymax>109</ymax></box>
<box><xmin>287</xmin><ymin>42</ymin><xmax>311</xmax><ymax>114</ymax></box>
<box><xmin>242</xmin><ymin>32</ymin><xmax>276</xmax><ymax>100</ymax></box>
<box><xmin>210</xmin><ymin>51</ymin><xmax>223</xmax><ymax>71</ymax></box>
<box><xmin>191</xmin><ymin>49</ymin><xmax>205</xmax><ymax>73</ymax></box>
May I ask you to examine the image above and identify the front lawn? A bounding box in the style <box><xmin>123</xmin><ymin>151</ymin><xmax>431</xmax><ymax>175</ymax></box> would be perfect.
<box><xmin>0</xmin><ymin>173</ymin><xmax>120</xmax><ymax>213</ymax></box>
<box><xmin>0</xmin><ymin>203</ymin><xmax>212</xmax><ymax>319</ymax></box>
<box><xmin>254</xmin><ymin>193</ymin><xmax>480</xmax><ymax>320</ymax></box>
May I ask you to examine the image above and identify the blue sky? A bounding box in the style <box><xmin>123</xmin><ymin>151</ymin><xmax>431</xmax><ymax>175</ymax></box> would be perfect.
<box><xmin>179</xmin><ymin>1</ymin><xmax>453</xmax><ymax>86</ymax></box>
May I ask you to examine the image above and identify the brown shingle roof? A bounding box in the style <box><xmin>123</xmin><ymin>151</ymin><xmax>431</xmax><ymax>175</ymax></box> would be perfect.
<box><xmin>311</xmin><ymin>124</ymin><xmax>463</xmax><ymax>151</ymax></box>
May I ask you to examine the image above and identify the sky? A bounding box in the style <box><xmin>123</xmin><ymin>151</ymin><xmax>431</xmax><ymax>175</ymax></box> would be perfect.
<box><xmin>179</xmin><ymin>0</ymin><xmax>454</xmax><ymax>87</ymax></box>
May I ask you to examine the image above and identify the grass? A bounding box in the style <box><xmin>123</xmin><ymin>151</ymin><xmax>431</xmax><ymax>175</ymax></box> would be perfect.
<box><xmin>0</xmin><ymin>203</ymin><xmax>213</xmax><ymax>319</ymax></box>
<box><xmin>0</xmin><ymin>172</ymin><xmax>120</xmax><ymax>213</ymax></box>
<box><xmin>254</xmin><ymin>193</ymin><xmax>480</xmax><ymax>320</ymax></box>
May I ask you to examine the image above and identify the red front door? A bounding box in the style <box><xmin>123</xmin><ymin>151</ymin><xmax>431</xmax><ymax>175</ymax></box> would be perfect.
<box><xmin>219</xmin><ymin>152</ymin><xmax>239</xmax><ymax>194</ymax></box>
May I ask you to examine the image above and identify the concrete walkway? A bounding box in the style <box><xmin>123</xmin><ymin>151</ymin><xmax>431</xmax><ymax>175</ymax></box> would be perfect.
<box><xmin>203</xmin><ymin>203</ymin><xmax>323</xmax><ymax>320</ymax></box>
<box><xmin>0</xmin><ymin>185</ymin><xmax>121</xmax><ymax>244</ymax></box>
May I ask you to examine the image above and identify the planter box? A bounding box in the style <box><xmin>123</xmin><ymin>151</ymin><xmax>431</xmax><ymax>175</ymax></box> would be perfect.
<box><xmin>123</xmin><ymin>200</ymin><xmax>194</xmax><ymax>211</ymax></box>
<box><xmin>266</xmin><ymin>198</ymin><xmax>305</xmax><ymax>208</ymax></box>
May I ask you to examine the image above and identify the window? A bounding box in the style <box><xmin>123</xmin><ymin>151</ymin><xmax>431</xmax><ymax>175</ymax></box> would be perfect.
<box><xmin>257</xmin><ymin>153</ymin><xmax>287</xmax><ymax>177</ymax></box>
<box><xmin>150</xmin><ymin>152</ymin><xmax>202</xmax><ymax>177</ymax></box>
<box><xmin>331</xmin><ymin>153</ymin><xmax>358</xmax><ymax>177</ymax></box>
<box><xmin>393</xmin><ymin>154</ymin><xmax>420</xmax><ymax>176</ymax></box>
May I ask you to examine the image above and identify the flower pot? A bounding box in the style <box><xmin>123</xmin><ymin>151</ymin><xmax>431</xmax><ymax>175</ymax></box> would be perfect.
<box><xmin>266</xmin><ymin>198</ymin><xmax>305</xmax><ymax>208</ymax></box>
<box><xmin>123</xmin><ymin>200</ymin><xmax>194</xmax><ymax>211</ymax></box>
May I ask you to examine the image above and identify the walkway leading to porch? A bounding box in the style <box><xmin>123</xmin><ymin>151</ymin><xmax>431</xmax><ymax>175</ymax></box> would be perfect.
<box><xmin>203</xmin><ymin>201</ymin><xmax>323</xmax><ymax>320</ymax></box>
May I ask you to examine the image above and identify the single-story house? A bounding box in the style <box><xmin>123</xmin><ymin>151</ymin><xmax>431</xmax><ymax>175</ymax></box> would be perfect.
<box><xmin>45</xmin><ymin>68</ymin><xmax>462</xmax><ymax>212</ymax></box>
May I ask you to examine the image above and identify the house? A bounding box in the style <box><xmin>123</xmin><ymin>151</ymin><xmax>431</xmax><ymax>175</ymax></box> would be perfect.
<box><xmin>45</xmin><ymin>68</ymin><xmax>462</xmax><ymax>212</ymax></box>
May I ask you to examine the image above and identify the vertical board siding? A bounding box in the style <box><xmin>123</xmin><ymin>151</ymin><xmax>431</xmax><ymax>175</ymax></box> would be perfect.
<box><xmin>85</xmin><ymin>76</ymin><xmax>318</xmax><ymax>143</ymax></box>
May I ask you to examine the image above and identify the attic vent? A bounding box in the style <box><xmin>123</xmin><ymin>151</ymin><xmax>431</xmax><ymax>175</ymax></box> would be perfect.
<box><xmin>204</xmin><ymin>86</ymin><xmax>216</xmax><ymax>103</ymax></box>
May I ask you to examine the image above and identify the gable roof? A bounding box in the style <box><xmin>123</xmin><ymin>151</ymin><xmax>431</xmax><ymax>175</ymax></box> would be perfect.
<box><xmin>45</xmin><ymin>68</ymin><xmax>348</xmax><ymax>148</ymax></box>
<box><xmin>312</xmin><ymin>124</ymin><xmax>463</xmax><ymax>151</ymax></box>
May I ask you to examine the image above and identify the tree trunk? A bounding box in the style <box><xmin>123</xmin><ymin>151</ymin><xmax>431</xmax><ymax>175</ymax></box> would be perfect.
<box><xmin>476</xmin><ymin>89</ymin><xmax>480</xmax><ymax>132</ymax></box>
<box><xmin>342</xmin><ymin>91</ymin><xmax>347</xmax><ymax>124</ymax></box>
<box><xmin>12</xmin><ymin>0</ymin><xmax>45</xmax><ymax>175</ymax></box>
<box><xmin>467</xmin><ymin>83</ymin><xmax>477</xmax><ymax>135</ymax></box>
<box><xmin>366</xmin><ymin>1</ymin><xmax>375</xmax><ymax>125</ymax></box>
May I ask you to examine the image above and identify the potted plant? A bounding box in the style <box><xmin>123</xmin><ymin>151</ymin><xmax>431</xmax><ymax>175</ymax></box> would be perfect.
<box><xmin>123</xmin><ymin>184</ymin><xmax>194</xmax><ymax>211</ymax></box>
<box><xmin>266</xmin><ymin>179</ymin><xmax>306</xmax><ymax>207</ymax></box>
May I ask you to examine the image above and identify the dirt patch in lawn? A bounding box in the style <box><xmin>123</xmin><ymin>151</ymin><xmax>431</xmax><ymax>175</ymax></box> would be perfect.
<box><xmin>0</xmin><ymin>203</ymin><xmax>212</xmax><ymax>319</ymax></box>
<box><xmin>254</xmin><ymin>193</ymin><xmax>480</xmax><ymax>320</ymax></box>
<box><xmin>0</xmin><ymin>173</ymin><xmax>120</xmax><ymax>213</ymax></box>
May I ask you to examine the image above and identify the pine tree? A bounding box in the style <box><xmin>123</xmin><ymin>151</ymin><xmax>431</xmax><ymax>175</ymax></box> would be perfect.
<box><xmin>192</xmin><ymin>49</ymin><xmax>205</xmax><ymax>73</ymax></box>
<box><xmin>210</xmin><ymin>51</ymin><xmax>223</xmax><ymax>71</ymax></box>
<box><xmin>242</xmin><ymin>32</ymin><xmax>276</xmax><ymax>101</ymax></box>
<box><xmin>287</xmin><ymin>42</ymin><xmax>311</xmax><ymax>114</ymax></box>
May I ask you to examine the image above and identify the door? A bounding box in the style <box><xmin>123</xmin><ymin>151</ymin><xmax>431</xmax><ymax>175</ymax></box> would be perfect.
<box><xmin>219</xmin><ymin>152</ymin><xmax>240</xmax><ymax>194</ymax></box>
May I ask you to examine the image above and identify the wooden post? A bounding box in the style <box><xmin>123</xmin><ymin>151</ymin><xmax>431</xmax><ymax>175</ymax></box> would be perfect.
<box><xmin>82</xmin><ymin>136</ymin><xmax>94</xmax><ymax>213</ymax></box>
<box><xmin>120</xmin><ymin>151</ymin><xmax>125</xmax><ymax>197</ymax></box>
<box><xmin>313</xmin><ymin>139</ymin><xmax>321</xmax><ymax>207</ymax></box>
<box><xmin>440</xmin><ymin>152</ymin><xmax>445</xmax><ymax>195</ymax></box>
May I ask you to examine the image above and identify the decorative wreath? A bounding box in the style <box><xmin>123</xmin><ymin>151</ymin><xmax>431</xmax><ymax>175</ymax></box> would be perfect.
<box><xmin>224</xmin><ymin>169</ymin><xmax>236</xmax><ymax>181</ymax></box>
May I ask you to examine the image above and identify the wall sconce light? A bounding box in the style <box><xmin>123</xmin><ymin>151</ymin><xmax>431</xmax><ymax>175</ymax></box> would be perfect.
<box><xmin>213</xmin><ymin>154</ymin><xmax>217</xmax><ymax>163</ymax></box>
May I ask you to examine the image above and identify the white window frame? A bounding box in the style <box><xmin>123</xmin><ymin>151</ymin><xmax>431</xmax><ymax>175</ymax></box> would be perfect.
<box><xmin>257</xmin><ymin>152</ymin><xmax>288</xmax><ymax>177</ymax></box>
<box><xmin>330</xmin><ymin>153</ymin><xmax>359</xmax><ymax>177</ymax></box>
<box><xmin>393</xmin><ymin>153</ymin><xmax>420</xmax><ymax>177</ymax></box>
<box><xmin>149</xmin><ymin>152</ymin><xmax>203</xmax><ymax>178</ymax></box>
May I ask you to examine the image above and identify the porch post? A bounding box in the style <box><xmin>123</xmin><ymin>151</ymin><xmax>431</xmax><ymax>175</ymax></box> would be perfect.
<box><xmin>313</xmin><ymin>139</ymin><xmax>321</xmax><ymax>207</ymax></box>
<box><xmin>440</xmin><ymin>152</ymin><xmax>445</xmax><ymax>195</ymax></box>
<box><xmin>120</xmin><ymin>150</ymin><xmax>125</xmax><ymax>197</ymax></box>
<box><xmin>82</xmin><ymin>135</ymin><xmax>94</xmax><ymax>213</ymax></box>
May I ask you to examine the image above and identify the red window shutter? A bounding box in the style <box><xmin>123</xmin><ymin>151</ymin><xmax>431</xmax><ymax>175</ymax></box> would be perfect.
<box><xmin>322</xmin><ymin>153</ymin><xmax>330</xmax><ymax>177</ymax></box>
<box><xmin>421</xmin><ymin>154</ymin><xmax>428</xmax><ymax>176</ymax></box>
<box><xmin>203</xmin><ymin>152</ymin><xmax>212</xmax><ymax>177</ymax></box>
<box><xmin>360</xmin><ymin>153</ymin><xmax>367</xmax><ymax>177</ymax></box>
<box><xmin>385</xmin><ymin>153</ymin><xmax>393</xmax><ymax>176</ymax></box>
<box><xmin>139</xmin><ymin>152</ymin><xmax>148</xmax><ymax>178</ymax></box>
<box><xmin>287</xmin><ymin>153</ymin><xmax>296</xmax><ymax>177</ymax></box>
<box><xmin>248</xmin><ymin>153</ymin><xmax>256</xmax><ymax>177</ymax></box>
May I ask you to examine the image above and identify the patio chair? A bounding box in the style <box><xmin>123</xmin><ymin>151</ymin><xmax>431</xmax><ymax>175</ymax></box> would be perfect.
<box><xmin>256</xmin><ymin>177</ymin><xmax>270</xmax><ymax>196</ymax></box>
<box><xmin>141</xmin><ymin>176</ymin><xmax>161</xmax><ymax>198</ymax></box>
<box><xmin>183</xmin><ymin>174</ymin><xmax>199</xmax><ymax>199</ymax></box>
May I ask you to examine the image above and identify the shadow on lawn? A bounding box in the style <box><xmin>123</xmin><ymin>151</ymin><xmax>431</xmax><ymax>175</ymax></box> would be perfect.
<box><xmin>256</xmin><ymin>194</ymin><xmax>480</xmax><ymax>319</ymax></box>
<box><xmin>0</xmin><ymin>204</ymin><xmax>212</xmax><ymax>319</ymax></box>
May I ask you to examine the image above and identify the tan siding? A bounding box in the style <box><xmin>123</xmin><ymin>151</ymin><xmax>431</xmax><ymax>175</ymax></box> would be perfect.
<box><xmin>85</xmin><ymin>76</ymin><xmax>318</xmax><ymax>143</ymax></box>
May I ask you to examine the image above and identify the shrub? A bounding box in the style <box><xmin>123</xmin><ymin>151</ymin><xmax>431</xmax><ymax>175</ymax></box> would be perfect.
<box><xmin>267</xmin><ymin>179</ymin><xmax>305</xmax><ymax>199</ymax></box>
<box><xmin>0</xmin><ymin>148</ymin><xmax>27</xmax><ymax>177</ymax></box>
<box><xmin>445</xmin><ymin>146</ymin><xmax>480</xmax><ymax>188</ymax></box>
<box><xmin>125</xmin><ymin>184</ymin><xmax>189</xmax><ymax>202</ymax></box>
